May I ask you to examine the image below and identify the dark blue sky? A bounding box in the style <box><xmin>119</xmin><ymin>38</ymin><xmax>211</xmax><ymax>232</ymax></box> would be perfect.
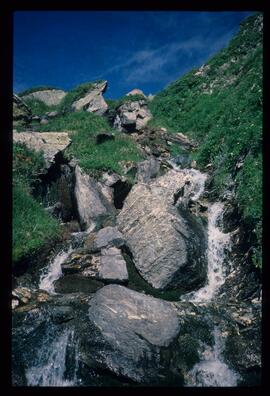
<box><xmin>14</xmin><ymin>11</ymin><xmax>253</xmax><ymax>99</ymax></box>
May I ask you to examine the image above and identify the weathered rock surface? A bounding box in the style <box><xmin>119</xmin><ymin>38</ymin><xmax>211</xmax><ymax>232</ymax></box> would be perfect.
<box><xmin>136</xmin><ymin>157</ymin><xmax>160</xmax><ymax>182</ymax></box>
<box><xmin>126</xmin><ymin>88</ymin><xmax>146</xmax><ymax>97</ymax></box>
<box><xmin>114</xmin><ymin>99</ymin><xmax>152</xmax><ymax>132</ymax></box>
<box><xmin>74</xmin><ymin>165</ymin><xmax>115</xmax><ymax>230</ymax></box>
<box><xmin>83</xmin><ymin>284</ymin><xmax>181</xmax><ymax>383</ymax></box>
<box><xmin>21</xmin><ymin>89</ymin><xmax>67</xmax><ymax>106</ymax></box>
<box><xmin>13</xmin><ymin>94</ymin><xmax>32</xmax><ymax>128</ymax></box>
<box><xmin>71</xmin><ymin>81</ymin><xmax>108</xmax><ymax>115</ymax></box>
<box><xmin>13</xmin><ymin>132</ymin><xmax>71</xmax><ymax>171</ymax></box>
<box><xmin>92</xmin><ymin>226</ymin><xmax>126</xmax><ymax>250</ymax></box>
<box><xmin>117</xmin><ymin>170</ymin><xmax>207</xmax><ymax>290</ymax></box>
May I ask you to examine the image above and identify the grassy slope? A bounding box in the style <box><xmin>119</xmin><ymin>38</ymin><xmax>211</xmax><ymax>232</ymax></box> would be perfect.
<box><xmin>35</xmin><ymin>111</ymin><xmax>143</xmax><ymax>176</ymax></box>
<box><xmin>149</xmin><ymin>13</ymin><xmax>262</xmax><ymax>268</ymax></box>
<box><xmin>13</xmin><ymin>143</ymin><xmax>60</xmax><ymax>262</ymax></box>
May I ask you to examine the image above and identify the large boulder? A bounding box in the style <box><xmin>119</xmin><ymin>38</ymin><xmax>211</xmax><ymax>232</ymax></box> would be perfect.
<box><xmin>21</xmin><ymin>89</ymin><xmax>67</xmax><ymax>106</ymax></box>
<box><xmin>71</xmin><ymin>81</ymin><xmax>108</xmax><ymax>115</ymax></box>
<box><xmin>126</xmin><ymin>88</ymin><xmax>146</xmax><ymax>97</ymax></box>
<box><xmin>83</xmin><ymin>284</ymin><xmax>181</xmax><ymax>384</ymax></box>
<box><xmin>117</xmin><ymin>170</ymin><xmax>207</xmax><ymax>290</ymax></box>
<box><xmin>13</xmin><ymin>94</ymin><xmax>32</xmax><ymax>128</ymax></box>
<box><xmin>74</xmin><ymin>166</ymin><xmax>115</xmax><ymax>230</ymax></box>
<box><xmin>13</xmin><ymin>131</ymin><xmax>71</xmax><ymax>171</ymax></box>
<box><xmin>114</xmin><ymin>99</ymin><xmax>152</xmax><ymax>132</ymax></box>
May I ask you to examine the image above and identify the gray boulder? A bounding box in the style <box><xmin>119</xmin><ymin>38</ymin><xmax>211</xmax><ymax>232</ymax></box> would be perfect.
<box><xmin>136</xmin><ymin>158</ymin><xmax>160</xmax><ymax>183</ymax></box>
<box><xmin>74</xmin><ymin>166</ymin><xmax>115</xmax><ymax>230</ymax></box>
<box><xmin>114</xmin><ymin>99</ymin><xmax>152</xmax><ymax>132</ymax></box>
<box><xmin>71</xmin><ymin>81</ymin><xmax>108</xmax><ymax>115</ymax></box>
<box><xmin>13</xmin><ymin>132</ymin><xmax>71</xmax><ymax>171</ymax></box>
<box><xmin>21</xmin><ymin>89</ymin><xmax>67</xmax><ymax>106</ymax></box>
<box><xmin>93</xmin><ymin>226</ymin><xmax>125</xmax><ymax>250</ymax></box>
<box><xmin>117</xmin><ymin>170</ymin><xmax>207</xmax><ymax>290</ymax></box>
<box><xmin>84</xmin><ymin>284</ymin><xmax>181</xmax><ymax>383</ymax></box>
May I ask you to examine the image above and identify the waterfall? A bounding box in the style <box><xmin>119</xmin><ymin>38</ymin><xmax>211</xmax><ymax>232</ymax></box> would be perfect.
<box><xmin>39</xmin><ymin>246</ymin><xmax>73</xmax><ymax>294</ymax></box>
<box><xmin>186</xmin><ymin>328</ymin><xmax>239</xmax><ymax>387</ymax></box>
<box><xmin>26</xmin><ymin>329</ymin><xmax>80</xmax><ymax>386</ymax></box>
<box><xmin>182</xmin><ymin>202</ymin><xmax>231</xmax><ymax>302</ymax></box>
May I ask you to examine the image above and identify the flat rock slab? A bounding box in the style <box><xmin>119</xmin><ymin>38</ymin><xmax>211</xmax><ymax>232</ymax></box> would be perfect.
<box><xmin>21</xmin><ymin>89</ymin><xmax>67</xmax><ymax>106</ymax></box>
<box><xmin>98</xmin><ymin>247</ymin><xmax>128</xmax><ymax>283</ymax></box>
<box><xmin>117</xmin><ymin>170</ymin><xmax>207</xmax><ymax>290</ymax></box>
<box><xmin>13</xmin><ymin>132</ymin><xmax>71</xmax><ymax>170</ymax></box>
<box><xmin>86</xmin><ymin>284</ymin><xmax>180</xmax><ymax>383</ymax></box>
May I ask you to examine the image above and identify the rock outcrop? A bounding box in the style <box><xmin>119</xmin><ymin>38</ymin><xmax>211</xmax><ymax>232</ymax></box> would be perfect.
<box><xmin>13</xmin><ymin>94</ymin><xmax>32</xmax><ymax>128</ymax></box>
<box><xmin>114</xmin><ymin>99</ymin><xmax>152</xmax><ymax>132</ymax></box>
<box><xmin>21</xmin><ymin>89</ymin><xmax>67</xmax><ymax>106</ymax></box>
<box><xmin>13</xmin><ymin>132</ymin><xmax>71</xmax><ymax>171</ymax></box>
<box><xmin>126</xmin><ymin>88</ymin><xmax>146</xmax><ymax>97</ymax></box>
<box><xmin>83</xmin><ymin>284</ymin><xmax>181</xmax><ymax>384</ymax></box>
<box><xmin>117</xmin><ymin>170</ymin><xmax>207</xmax><ymax>290</ymax></box>
<box><xmin>71</xmin><ymin>81</ymin><xmax>108</xmax><ymax>115</ymax></box>
<box><xmin>74</xmin><ymin>166</ymin><xmax>115</xmax><ymax>230</ymax></box>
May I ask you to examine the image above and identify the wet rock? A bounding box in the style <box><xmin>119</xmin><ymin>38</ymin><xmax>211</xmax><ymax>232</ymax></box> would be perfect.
<box><xmin>74</xmin><ymin>165</ymin><xmax>115</xmax><ymax>230</ymax></box>
<box><xmin>13</xmin><ymin>94</ymin><xmax>32</xmax><ymax>128</ymax></box>
<box><xmin>20</xmin><ymin>89</ymin><xmax>67</xmax><ymax>106</ymax></box>
<box><xmin>71</xmin><ymin>80</ymin><xmax>108</xmax><ymax>115</ymax></box>
<box><xmin>54</xmin><ymin>274</ymin><xmax>104</xmax><ymax>294</ymax></box>
<box><xmin>92</xmin><ymin>226</ymin><xmax>126</xmax><ymax>250</ymax></box>
<box><xmin>51</xmin><ymin>306</ymin><xmax>75</xmax><ymax>324</ymax></box>
<box><xmin>136</xmin><ymin>158</ymin><xmax>160</xmax><ymax>183</ymax></box>
<box><xmin>61</xmin><ymin>252</ymin><xmax>92</xmax><ymax>275</ymax></box>
<box><xmin>12</xmin><ymin>287</ymin><xmax>32</xmax><ymax>305</ymax></box>
<box><xmin>13</xmin><ymin>132</ymin><xmax>71</xmax><ymax>171</ymax></box>
<box><xmin>82</xmin><ymin>284</ymin><xmax>181</xmax><ymax>384</ymax></box>
<box><xmin>117</xmin><ymin>170</ymin><xmax>207</xmax><ymax>290</ymax></box>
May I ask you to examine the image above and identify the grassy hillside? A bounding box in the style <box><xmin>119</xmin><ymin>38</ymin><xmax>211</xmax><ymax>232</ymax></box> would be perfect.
<box><xmin>149</xmin><ymin>13</ymin><xmax>262</xmax><ymax>268</ymax></box>
<box><xmin>13</xmin><ymin>143</ymin><xmax>60</xmax><ymax>262</ymax></box>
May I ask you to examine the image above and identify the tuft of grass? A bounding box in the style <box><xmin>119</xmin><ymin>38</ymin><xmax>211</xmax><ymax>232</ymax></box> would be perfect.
<box><xmin>13</xmin><ymin>183</ymin><xmax>59</xmax><ymax>262</ymax></box>
<box><xmin>13</xmin><ymin>143</ymin><xmax>60</xmax><ymax>263</ymax></box>
<box><xmin>35</xmin><ymin>111</ymin><xmax>143</xmax><ymax>175</ymax></box>
<box><xmin>23</xmin><ymin>97</ymin><xmax>59</xmax><ymax>117</ymax></box>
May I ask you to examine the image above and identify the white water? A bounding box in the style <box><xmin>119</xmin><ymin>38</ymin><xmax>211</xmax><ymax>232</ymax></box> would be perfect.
<box><xmin>39</xmin><ymin>246</ymin><xmax>73</xmax><ymax>294</ymax></box>
<box><xmin>186</xmin><ymin>328</ymin><xmax>239</xmax><ymax>387</ymax></box>
<box><xmin>26</xmin><ymin>329</ymin><xmax>80</xmax><ymax>386</ymax></box>
<box><xmin>182</xmin><ymin>202</ymin><xmax>231</xmax><ymax>302</ymax></box>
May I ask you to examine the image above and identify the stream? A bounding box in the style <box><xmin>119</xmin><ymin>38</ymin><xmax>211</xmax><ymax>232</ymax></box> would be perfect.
<box><xmin>13</xmin><ymin>160</ymin><xmax>243</xmax><ymax>387</ymax></box>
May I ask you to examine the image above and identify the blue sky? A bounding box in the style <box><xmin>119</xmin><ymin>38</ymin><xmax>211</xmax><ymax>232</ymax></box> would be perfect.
<box><xmin>13</xmin><ymin>11</ymin><xmax>253</xmax><ymax>99</ymax></box>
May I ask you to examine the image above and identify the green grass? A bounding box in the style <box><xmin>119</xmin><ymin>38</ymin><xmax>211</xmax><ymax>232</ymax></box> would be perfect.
<box><xmin>18</xmin><ymin>86</ymin><xmax>59</xmax><ymax>96</ymax></box>
<box><xmin>35</xmin><ymin>111</ymin><xmax>143</xmax><ymax>176</ymax></box>
<box><xmin>58</xmin><ymin>80</ymin><xmax>104</xmax><ymax>113</ymax></box>
<box><xmin>13</xmin><ymin>183</ymin><xmax>59</xmax><ymax>262</ymax></box>
<box><xmin>23</xmin><ymin>97</ymin><xmax>59</xmax><ymax>117</ymax></box>
<box><xmin>13</xmin><ymin>143</ymin><xmax>60</xmax><ymax>263</ymax></box>
<box><xmin>149</xmin><ymin>13</ymin><xmax>262</xmax><ymax>268</ymax></box>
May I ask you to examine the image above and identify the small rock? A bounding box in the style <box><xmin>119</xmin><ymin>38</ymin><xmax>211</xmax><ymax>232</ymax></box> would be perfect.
<box><xmin>12</xmin><ymin>287</ymin><xmax>32</xmax><ymax>304</ymax></box>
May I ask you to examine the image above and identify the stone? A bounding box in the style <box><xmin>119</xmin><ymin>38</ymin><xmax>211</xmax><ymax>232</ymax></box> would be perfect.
<box><xmin>13</xmin><ymin>94</ymin><xmax>32</xmax><ymax>128</ymax></box>
<box><xmin>126</xmin><ymin>88</ymin><xmax>146</xmax><ymax>97</ymax></box>
<box><xmin>40</xmin><ymin>118</ymin><xmax>49</xmax><ymax>125</ymax></box>
<box><xmin>84</xmin><ymin>284</ymin><xmax>181</xmax><ymax>383</ymax></box>
<box><xmin>114</xmin><ymin>100</ymin><xmax>152</xmax><ymax>132</ymax></box>
<box><xmin>13</xmin><ymin>132</ymin><xmax>71</xmax><ymax>171</ymax></box>
<box><xmin>98</xmin><ymin>247</ymin><xmax>128</xmax><ymax>283</ymax></box>
<box><xmin>71</xmin><ymin>80</ymin><xmax>108</xmax><ymax>115</ymax></box>
<box><xmin>61</xmin><ymin>251</ymin><xmax>92</xmax><ymax>275</ymax></box>
<box><xmin>166</xmin><ymin>132</ymin><xmax>196</xmax><ymax>149</ymax></box>
<box><xmin>136</xmin><ymin>158</ymin><xmax>160</xmax><ymax>183</ymax></box>
<box><xmin>117</xmin><ymin>170</ymin><xmax>207</xmax><ymax>290</ymax></box>
<box><xmin>74</xmin><ymin>165</ymin><xmax>115</xmax><ymax>230</ymax></box>
<box><xmin>92</xmin><ymin>226</ymin><xmax>126</xmax><ymax>250</ymax></box>
<box><xmin>45</xmin><ymin>110</ymin><xmax>59</xmax><ymax>118</ymax></box>
<box><xmin>21</xmin><ymin>89</ymin><xmax>67</xmax><ymax>106</ymax></box>
<box><xmin>12</xmin><ymin>287</ymin><xmax>32</xmax><ymax>305</ymax></box>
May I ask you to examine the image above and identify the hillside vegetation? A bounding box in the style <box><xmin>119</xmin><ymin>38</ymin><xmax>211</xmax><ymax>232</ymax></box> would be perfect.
<box><xmin>149</xmin><ymin>13</ymin><xmax>262</xmax><ymax>268</ymax></box>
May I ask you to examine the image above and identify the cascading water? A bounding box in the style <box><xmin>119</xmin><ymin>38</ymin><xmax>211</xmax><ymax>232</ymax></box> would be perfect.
<box><xmin>39</xmin><ymin>246</ymin><xmax>73</xmax><ymax>294</ymax></box>
<box><xmin>186</xmin><ymin>328</ymin><xmax>239</xmax><ymax>387</ymax></box>
<box><xmin>26</xmin><ymin>329</ymin><xmax>80</xmax><ymax>386</ymax></box>
<box><xmin>182</xmin><ymin>202</ymin><xmax>231</xmax><ymax>302</ymax></box>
